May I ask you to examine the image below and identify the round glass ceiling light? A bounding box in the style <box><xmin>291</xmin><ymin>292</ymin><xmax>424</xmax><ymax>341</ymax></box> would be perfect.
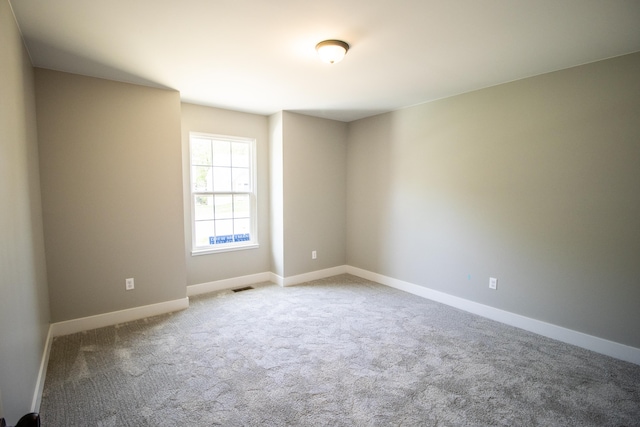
<box><xmin>315</xmin><ymin>40</ymin><xmax>350</xmax><ymax>64</ymax></box>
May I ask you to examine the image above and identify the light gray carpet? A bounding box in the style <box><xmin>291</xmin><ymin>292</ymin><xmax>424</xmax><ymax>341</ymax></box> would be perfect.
<box><xmin>40</xmin><ymin>274</ymin><xmax>640</xmax><ymax>426</ymax></box>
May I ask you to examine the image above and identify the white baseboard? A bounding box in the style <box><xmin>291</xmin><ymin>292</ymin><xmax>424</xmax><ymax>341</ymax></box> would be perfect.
<box><xmin>274</xmin><ymin>265</ymin><xmax>348</xmax><ymax>287</ymax></box>
<box><xmin>345</xmin><ymin>266</ymin><xmax>640</xmax><ymax>366</ymax></box>
<box><xmin>50</xmin><ymin>297</ymin><xmax>190</xmax><ymax>337</ymax></box>
<box><xmin>187</xmin><ymin>272</ymin><xmax>272</xmax><ymax>296</ymax></box>
<box><xmin>269</xmin><ymin>272</ymin><xmax>282</xmax><ymax>286</ymax></box>
<box><xmin>31</xmin><ymin>325</ymin><xmax>53</xmax><ymax>412</ymax></box>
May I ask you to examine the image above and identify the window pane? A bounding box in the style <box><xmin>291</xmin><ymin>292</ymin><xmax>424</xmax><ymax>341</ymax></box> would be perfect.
<box><xmin>232</xmin><ymin>141</ymin><xmax>250</xmax><ymax>167</ymax></box>
<box><xmin>214</xmin><ymin>219</ymin><xmax>233</xmax><ymax>244</ymax></box>
<box><xmin>192</xmin><ymin>166</ymin><xmax>212</xmax><ymax>192</ymax></box>
<box><xmin>213</xmin><ymin>167</ymin><xmax>232</xmax><ymax>192</ymax></box>
<box><xmin>212</xmin><ymin>140</ymin><xmax>231</xmax><ymax>166</ymax></box>
<box><xmin>214</xmin><ymin>194</ymin><xmax>233</xmax><ymax>219</ymax></box>
<box><xmin>194</xmin><ymin>220</ymin><xmax>215</xmax><ymax>247</ymax></box>
<box><xmin>234</xmin><ymin>194</ymin><xmax>250</xmax><ymax>218</ymax></box>
<box><xmin>234</xmin><ymin>218</ymin><xmax>251</xmax><ymax>242</ymax></box>
<box><xmin>191</xmin><ymin>138</ymin><xmax>212</xmax><ymax>165</ymax></box>
<box><xmin>194</xmin><ymin>195</ymin><xmax>214</xmax><ymax>220</ymax></box>
<box><xmin>232</xmin><ymin>168</ymin><xmax>250</xmax><ymax>192</ymax></box>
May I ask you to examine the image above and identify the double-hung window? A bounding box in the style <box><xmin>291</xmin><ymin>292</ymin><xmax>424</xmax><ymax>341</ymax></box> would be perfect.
<box><xmin>189</xmin><ymin>133</ymin><xmax>257</xmax><ymax>254</ymax></box>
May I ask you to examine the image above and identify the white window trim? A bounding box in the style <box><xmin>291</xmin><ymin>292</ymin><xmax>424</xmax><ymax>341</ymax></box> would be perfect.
<box><xmin>189</xmin><ymin>132</ymin><xmax>258</xmax><ymax>255</ymax></box>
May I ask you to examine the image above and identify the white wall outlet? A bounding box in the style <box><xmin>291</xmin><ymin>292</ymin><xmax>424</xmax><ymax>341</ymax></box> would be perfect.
<box><xmin>125</xmin><ymin>278</ymin><xmax>135</xmax><ymax>290</ymax></box>
<box><xmin>312</xmin><ymin>250</ymin><xmax>317</xmax><ymax>260</ymax></box>
<box><xmin>489</xmin><ymin>277</ymin><xmax>498</xmax><ymax>290</ymax></box>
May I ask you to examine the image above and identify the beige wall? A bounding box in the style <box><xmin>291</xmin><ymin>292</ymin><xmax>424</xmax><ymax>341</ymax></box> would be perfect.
<box><xmin>282</xmin><ymin>112</ymin><xmax>348</xmax><ymax>277</ymax></box>
<box><xmin>180</xmin><ymin>108</ymin><xmax>348</xmax><ymax>284</ymax></box>
<box><xmin>0</xmin><ymin>0</ymin><xmax>50</xmax><ymax>420</ymax></box>
<box><xmin>269</xmin><ymin>112</ymin><xmax>285</xmax><ymax>277</ymax></box>
<box><xmin>180</xmin><ymin>103</ymin><xmax>271</xmax><ymax>285</ymax></box>
<box><xmin>346</xmin><ymin>52</ymin><xmax>640</xmax><ymax>348</ymax></box>
<box><xmin>35</xmin><ymin>69</ymin><xmax>186</xmax><ymax>322</ymax></box>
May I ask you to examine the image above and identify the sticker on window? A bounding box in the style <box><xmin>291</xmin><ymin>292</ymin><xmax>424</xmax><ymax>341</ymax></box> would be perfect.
<box><xmin>209</xmin><ymin>234</ymin><xmax>250</xmax><ymax>245</ymax></box>
<box><xmin>234</xmin><ymin>234</ymin><xmax>250</xmax><ymax>242</ymax></box>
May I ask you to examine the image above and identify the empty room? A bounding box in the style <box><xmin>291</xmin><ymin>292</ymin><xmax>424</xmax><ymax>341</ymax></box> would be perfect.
<box><xmin>1</xmin><ymin>0</ymin><xmax>639</xmax><ymax>425</ymax></box>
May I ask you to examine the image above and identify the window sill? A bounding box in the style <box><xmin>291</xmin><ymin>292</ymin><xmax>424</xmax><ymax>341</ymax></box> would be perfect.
<box><xmin>191</xmin><ymin>243</ymin><xmax>259</xmax><ymax>256</ymax></box>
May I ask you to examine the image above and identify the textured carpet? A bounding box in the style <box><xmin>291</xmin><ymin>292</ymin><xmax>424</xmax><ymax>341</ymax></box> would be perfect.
<box><xmin>40</xmin><ymin>274</ymin><xmax>640</xmax><ymax>426</ymax></box>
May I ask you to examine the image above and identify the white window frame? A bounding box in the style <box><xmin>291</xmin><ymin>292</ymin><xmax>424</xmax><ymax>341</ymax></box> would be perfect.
<box><xmin>189</xmin><ymin>132</ymin><xmax>258</xmax><ymax>255</ymax></box>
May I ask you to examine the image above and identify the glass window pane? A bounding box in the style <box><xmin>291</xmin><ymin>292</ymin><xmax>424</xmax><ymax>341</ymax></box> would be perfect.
<box><xmin>191</xmin><ymin>138</ymin><xmax>212</xmax><ymax>165</ymax></box>
<box><xmin>194</xmin><ymin>220</ymin><xmax>215</xmax><ymax>247</ymax></box>
<box><xmin>232</xmin><ymin>141</ymin><xmax>250</xmax><ymax>167</ymax></box>
<box><xmin>232</xmin><ymin>168</ymin><xmax>250</xmax><ymax>192</ymax></box>
<box><xmin>214</xmin><ymin>195</ymin><xmax>233</xmax><ymax>219</ymax></box>
<box><xmin>194</xmin><ymin>195</ymin><xmax>214</xmax><ymax>220</ymax></box>
<box><xmin>213</xmin><ymin>167</ymin><xmax>232</xmax><ymax>192</ymax></box>
<box><xmin>192</xmin><ymin>166</ymin><xmax>212</xmax><ymax>192</ymax></box>
<box><xmin>190</xmin><ymin>134</ymin><xmax>256</xmax><ymax>251</ymax></box>
<box><xmin>234</xmin><ymin>194</ymin><xmax>250</xmax><ymax>218</ymax></box>
<box><xmin>214</xmin><ymin>219</ymin><xmax>233</xmax><ymax>244</ymax></box>
<box><xmin>234</xmin><ymin>218</ymin><xmax>251</xmax><ymax>242</ymax></box>
<box><xmin>212</xmin><ymin>140</ymin><xmax>231</xmax><ymax>166</ymax></box>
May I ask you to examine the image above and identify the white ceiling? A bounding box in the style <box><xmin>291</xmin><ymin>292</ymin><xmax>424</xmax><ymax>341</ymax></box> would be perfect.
<box><xmin>9</xmin><ymin>0</ymin><xmax>640</xmax><ymax>122</ymax></box>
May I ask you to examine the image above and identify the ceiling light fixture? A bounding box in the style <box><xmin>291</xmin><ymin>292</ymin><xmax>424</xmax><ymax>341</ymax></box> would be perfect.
<box><xmin>315</xmin><ymin>39</ymin><xmax>350</xmax><ymax>64</ymax></box>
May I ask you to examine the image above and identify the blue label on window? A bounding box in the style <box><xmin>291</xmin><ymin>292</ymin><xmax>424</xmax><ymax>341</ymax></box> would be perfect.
<box><xmin>234</xmin><ymin>233</ymin><xmax>251</xmax><ymax>242</ymax></box>
<box><xmin>209</xmin><ymin>234</ymin><xmax>250</xmax><ymax>245</ymax></box>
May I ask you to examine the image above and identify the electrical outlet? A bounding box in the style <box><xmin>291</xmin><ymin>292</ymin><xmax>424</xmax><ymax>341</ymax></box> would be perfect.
<box><xmin>312</xmin><ymin>250</ymin><xmax>317</xmax><ymax>260</ymax></box>
<box><xmin>126</xmin><ymin>278</ymin><xmax>135</xmax><ymax>290</ymax></box>
<box><xmin>489</xmin><ymin>277</ymin><xmax>497</xmax><ymax>290</ymax></box>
